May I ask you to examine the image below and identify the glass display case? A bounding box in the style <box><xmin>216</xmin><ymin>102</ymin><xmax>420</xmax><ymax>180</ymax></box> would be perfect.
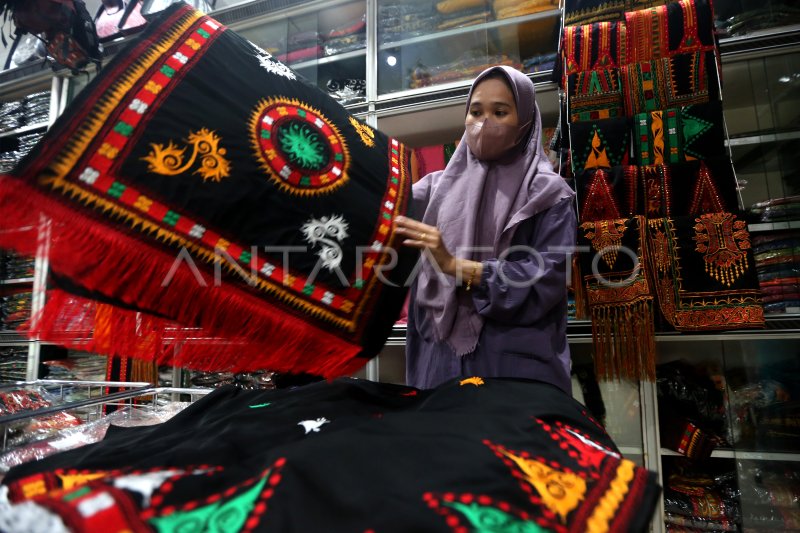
<box><xmin>376</xmin><ymin>0</ymin><xmax>560</xmax><ymax>96</ymax></box>
<box><xmin>235</xmin><ymin>1</ymin><xmax>367</xmax><ymax>107</ymax></box>
<box><xmin>714</xmin><ymin>0</ymin><xmax>800</xmax><ymax>38</ymax></box>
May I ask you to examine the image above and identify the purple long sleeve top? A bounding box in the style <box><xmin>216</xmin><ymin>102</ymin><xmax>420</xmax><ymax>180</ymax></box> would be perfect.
<box><xmin>405</xmin><ymin>194</ymin><xmax>576</xmax><ymax>395</ymax></box>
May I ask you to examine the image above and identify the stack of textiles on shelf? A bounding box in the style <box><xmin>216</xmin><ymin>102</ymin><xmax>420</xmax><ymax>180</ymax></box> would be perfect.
<box><xmin>563</xmin><ymin>0</ymin><xmax>764</xmax><ymax>381</ymax></box>
<box><xmin>0</xmin><ymin>386</ymin><xmax>83</xmax><ymax>453</ymax></box>
<box><xmin>522</xmin><ymin>52</ymin><xmax>557</xmax><ymax>74</ymax></box>
<box><xmin>271</xmin><ymin>30</ymin><xmax>323</xmax><ymax>64</ymax></box>
<box><xmin>0</xmin><ymin>250</ymin><xmax>34</xmax><ymax>281</ymax></box>
<box><xmin>751</xmin><ymin>230</ymin><xmax>800</xmax><ymax>314</ymax></box>
<box><xmin>751</xmin><ymin>196</ymin><xmax>800</xmax><ymax>223</ymax></box>
<box><xmin>379</xmin><ymin>0</ymin><xmax>440</xmax><ymax>43</ymax></box>
<box><xmin>0</xmin><ymin>347</ymin><xmax>27</xmax><ymax>382</ymax></box>
<box><xmin>22</xmin><ymin>92</ymin><xmax>50</xmax><ymax>126</ymax></box>
<box><xmin>0</xmin><ymin>130</ymin><xmax>46</xmax><ymax>173</ymax></box>
<box><xmin>737</xmin><ymin>462</ymin><xmax>800</xmax><ymax>530</ymax></box>
<box><xmin>564</xmin><ymin>0</ymin><xmax>672</xmax><ymax>25</ymax></box>
<box><xmin>662</xmin><ymin>463</ymin><xmax>742</xmax><ymax>532</ymax></box>
<box><xmin>749</xmin><ymin>197</ymin><xmax>800</xmax><ymax>314</ymax></box>
<box><xmin>190</xmin><ymin>370</ymin><xmax>276</xmax><ymax>389</ymax></box>
<box><xmin>657</xmin><ymin>360</ymin><xmax>727</xmax><ymax>460</ymax></box>
<box><xmin>323</xmin><ymin>15</ymin><xmax>366</xmax><ymax>56</ymax></box>
<box><xmin>409</xmin><ymin>52</ymin><xmax>521</xmax><ymax>88</ymax></box>
<box><xmin>42</xmin><ymin>352</ymin><xmax>108</xmax><ymax>384</ymax></box>
<box><xmin>435</xmin><ymin>0</ymin><xmax>491</xmax><ymax>31</ymax></box>
<box><xmin>493</xmin><ymin>0</ymin><xmax>558</xmax><ymax>20</ymax></box>
<box><xmin>0</xmin><ymin>291</ymin><xmax>31</xmax><ymax>331</ymax></box>
<box><xmin>0</xmin><ymin>100</ymin><xmax>24</xmax><ymax>135</ymax></box>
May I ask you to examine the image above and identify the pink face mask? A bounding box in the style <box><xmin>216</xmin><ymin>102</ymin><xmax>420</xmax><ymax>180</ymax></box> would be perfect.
<box><xmin>464</xmin><ymin>119</ymin><xmax>529</xmax><ymax>161</ymax></box>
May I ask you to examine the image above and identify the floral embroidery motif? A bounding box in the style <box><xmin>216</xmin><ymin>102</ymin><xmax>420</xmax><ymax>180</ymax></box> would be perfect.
<box><xmin>580</xmin><ymin>219</ymin><xmax>628</xmax><ymax>269</ymax></box>
<box><xmin>250</xmin><ymin>42</ymin><xmax>296</xmax><ymax>80</ymax></box>
<box><xmin>141</xmin><ymin>128</ymin><xmax>231</xmax><ymax>182</ymax></box>
<box><xmin>693</xmin><ymin>212</ymin><xmax>751</xmax><ymax>286</ymax></box>
<box><xmin>349</xmin><ymin>117</ymin><xmax>375</xmax><ymax>147</ymax></box>
<box><xmin>459</xmin><ymin>376</ymin><xmax>485</xmax><ymax>387</ymax></box>
<box><xmin>302</xmin><ymin>215</ymin><xmax>349</xmax><ymax>271</ymax></box>
<box><xmin>250</xmin><ymin>97</ymin><xmax>350</xmax><ymax>196</ymax></box>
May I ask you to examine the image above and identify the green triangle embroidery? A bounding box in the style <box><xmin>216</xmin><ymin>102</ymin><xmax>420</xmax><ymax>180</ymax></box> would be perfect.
<box><xmin>588</xmin><ymin>71</ymin><xmax>603</xmax><ymax>95</ymax></box>
<box><xmin>149</xmin><ymin>472</ymin><xmax>269</xmax><ymax>533</ymax></box>
<box><xmin>680</xmin><ymin>107</ymin><xmax>713</xmax><ymax>159</ymax></box>
<box><xmin>443</xmin><ymin>501</ymin><xmax>553</xmax><ymax>533</ymax></box>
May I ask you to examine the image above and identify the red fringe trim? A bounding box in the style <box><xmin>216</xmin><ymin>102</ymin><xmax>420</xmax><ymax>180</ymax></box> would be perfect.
<box><xmin>0</xmin><ymin>176</ymin><xmax>365</xmax><ymax>378</ymax></box>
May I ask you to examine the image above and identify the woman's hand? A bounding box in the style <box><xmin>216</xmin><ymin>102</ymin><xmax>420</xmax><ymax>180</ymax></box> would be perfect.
<box><xmin>394</xmin><ymin>216</ymin><xmax>456</xmax><ymax>276</ymax></box>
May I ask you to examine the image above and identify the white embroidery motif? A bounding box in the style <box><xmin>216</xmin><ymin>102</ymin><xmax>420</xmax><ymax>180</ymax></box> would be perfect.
<box><xmin>298</xmin><ymin>417</ymin><xmax>330</xmax><ymax>434</ymax></box>
<box><xmin>301</xmin><ymin>215</ymin><xmax>349</xmax><ymax>271</ymax></box>
<box><xmin>250</xmin><ymin>41</ymin><xmax>296</xmax><ymax>80</ymax></box>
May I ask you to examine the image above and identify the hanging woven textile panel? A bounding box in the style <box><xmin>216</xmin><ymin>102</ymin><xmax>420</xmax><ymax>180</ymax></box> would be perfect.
<box><xmin>624</xmin><ymin>0</ymin><xmax>716</xmax><ymax>65</ymax></box>
<box><xmin>639</xmin><ymin>157</ymin><xmax>739</xmax><ymax>218</ymax></box>
<box><xmin>561</xmin><ymin>21</ymin><xmax>627</xmax><ymax>79</ymax></box>
<box><xmin>570</xmin><ymin>116</ymin><xmax>631</xmax><ymax>173</ymax></box>
<box><xmin>621</xmin><ymin>51</ymin><xmax>719</xmax><ymax>116</ymax></box>
<box><xmin>0</xmin><ymin>4</ymin><xmax>416</xmax><ymax>378</ymax></box>
<box><xmin>577</xmin><ymin>216</ymin><xmax>656</xmax><ymax>380</ymax></box>
<box><xmin>1</xmin><ymin>377</ymin><xmax>661</xmax><ymax>532</ymax></box>
<box><xmin>568</xmin><ymin>68</ymin><xmax>625</xmax><ymax>122</ymax></box>
<box><xmin>647</xmin><ymin>214</ymin><xmax>764</xmax><ymax>331</ymax></box>
<box><xmin>577</xmin><ymin>165</ymin><xmax>639</xmax><ymax>222</ymax></box>
<box><xmin>632</xmin><ymin>101</ymin><xmax>726</xmax><ymax>166</ymax></box>
<box><xmin>564</xmin><ymin>0</ymin><xmax>668</xmax><ymax>26</ymax></box>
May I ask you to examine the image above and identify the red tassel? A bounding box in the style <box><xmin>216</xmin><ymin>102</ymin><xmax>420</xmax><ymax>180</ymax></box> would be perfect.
<box><xmin>0</xmin><ymin>176</ymin><xmax>366</xmax><ymax>378</ymax></box>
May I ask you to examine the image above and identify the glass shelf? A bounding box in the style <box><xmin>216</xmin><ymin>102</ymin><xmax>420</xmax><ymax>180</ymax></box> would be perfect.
<box><xmin>0</xmin><ymin>123</ymin><xmax>48</xmax><ymax>140</ymax></box>
<box><xmin>0</xmin><ymin>278</ymin><xmax>34</xmax><ymax>286</ymax></box>
<box><xmin>378</xmin><ymin>9</ymin><xmax>560</xmax><ymax>50</ymax></box>
<box><xmin>661</xmin><ymin>448</ymin><xmax>800</xmax><ymax>461</ymax></box>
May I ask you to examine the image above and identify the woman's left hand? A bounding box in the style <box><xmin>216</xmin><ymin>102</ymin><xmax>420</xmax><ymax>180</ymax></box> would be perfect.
<box><xmin>394</xmin><ymin>216</ymin><xmax>456</xmax><ymax>276</ymax></box>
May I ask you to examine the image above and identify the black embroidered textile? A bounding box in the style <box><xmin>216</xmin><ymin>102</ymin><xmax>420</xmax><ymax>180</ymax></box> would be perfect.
<box><xmin>2</xmin><ymin>377</ymin><xmax>661</xmax><ymax>532</ymax></box>
<box><xmin>0</xmin><ymin>4</ymin><xmax>416</xmax><ymax>378</ymax></box>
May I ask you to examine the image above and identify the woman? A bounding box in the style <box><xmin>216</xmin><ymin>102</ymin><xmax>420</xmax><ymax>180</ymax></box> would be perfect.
<box><xmin>394</xmin><ymin>65</ymin><xmax>576</xmax><ymax>394</ymax></box>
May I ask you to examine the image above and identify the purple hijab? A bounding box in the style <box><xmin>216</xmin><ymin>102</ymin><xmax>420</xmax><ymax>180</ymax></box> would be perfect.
<box><xmin>415</xmin><ymin>66</ymin><xmax>574</xmax><ymax>355</ymax></box>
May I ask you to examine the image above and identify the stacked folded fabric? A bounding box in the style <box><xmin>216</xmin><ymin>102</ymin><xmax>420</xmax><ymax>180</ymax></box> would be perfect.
<box><xmin>522</xmin><ymin>52</ymin><xmax>557</xmax><ymax>73</ymax></box>
<box><xmin>0</xmin><ymin>291</ymin><xmax>31</xmax><ymax>331</ymax></box>
<box><xmin>436</xmin><ymin>0</ymin><xmax>491</xmax><ymax>30</ymax></box>
<box><xmin>42</xmin><ymin>351</ymin><xmax>108</xmax><ymax>383</ymax></box>
<box><xmin>751</xmin><ymin>195</ymin><xmax>800</xmax><ymax>223</ymax></box>
<box><xmin>0</xmin><ymin>99</ymin><xmax>24</xmax><ymax>134</ymax></box>
<box><xmin>1</xmin><ymin>250</ymin><xmax>34</xmax><ymax>280</ymax></box>
<box><xmin>409</xmin><ymin>52</ymin><xmax>521</xmax><ymax>88</ymax></box>
<box><xmin>752</xmin><ymin>230</ymin><xmax>800</xmax><ymax>314</ymax></box>
<box><xmin>0</xmin><ymin>130</ymin><xmax>46</xmax><ymax>173</ymax></box>
<box><xmin>736</xmin><ymin>463</ymin><xmax>800</xmax><ymax>530</ymax></box>
<box><xmin>0</xmin><ymin>346</ymin><xmax>28</xmax><ymax>382</ymax></box>
<box><xmin>663</xmin><ymin>468</ymin><xmax>741</xmax><ymax>532</ymax></box>
<box><xmin>379</xmin><ymin>0</ymin><xmax>439</xmax><ymax>43</ymax></box>
<box><xmin>22</xmin><ymin>91</ymin><xmax>50</xmax><ymax>125</ymax></box>
<box><xmin>325</xmin><ymin>78</ymin><xmax>366</xmax><ymax>105</ymax></box>
<box><xmin>323</xmin><ymin>15</ymin><xmax>366</xmax><ymax>56</ymax></box>
<box><xmin>494</xmin><ymin>0</ymin><xmax>558</xmax><ymax>19</ymax></box>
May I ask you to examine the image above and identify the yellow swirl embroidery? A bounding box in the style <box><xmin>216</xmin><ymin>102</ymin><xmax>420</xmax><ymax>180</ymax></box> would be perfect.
<box><xmin>142</xmin><ymin>128</ymin><xmax>231</xmax><ymax>182</ymax></box>
<box><xmin>460</xmin><ymin>377</ymin><xmax>485</xmax><ymax>387</ymax></box>
<box><xmin>349</xmin><ymin>117</ymin><xmax>375</xmax><ymax>147</ymax></box>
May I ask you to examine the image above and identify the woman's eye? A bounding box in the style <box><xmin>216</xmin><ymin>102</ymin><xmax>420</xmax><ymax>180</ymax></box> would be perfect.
<box><xmin>495</xmin><ymin>111</ymin><xmax>507</xmax><ymax>117</ymax></box>
<box><xmin>470</xmin><ymin>110</ymin><xmax>481</xmax><ymax>117</ymax></box>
